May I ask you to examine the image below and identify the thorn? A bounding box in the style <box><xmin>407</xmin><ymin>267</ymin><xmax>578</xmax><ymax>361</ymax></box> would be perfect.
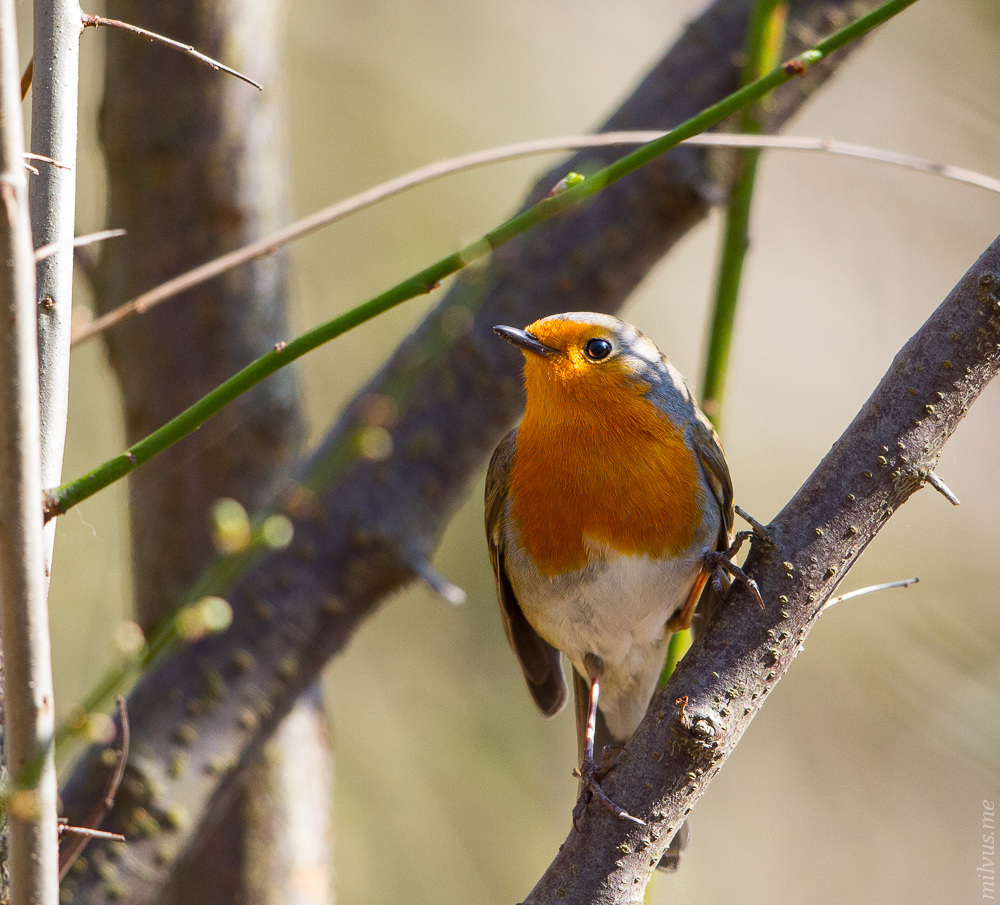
<box><xmin>34</xmin><ymin>228</ymin><xmax>127</xmax><ymax>264</ymax></box>
<box><xmin>24</xmin><ymin>151</ymin><xmax>71</xmax><ymax>171</ymax></box>
<box><xmin>824</xmin><ymin>577</ymin><xmax>918</xmax><ymax>611</ymax></box>
<box><xmin>734</xmin><ymin>505</ymin><xmax>773</xmax><ymax>543</ymax></box>
<box><xmin>58</xmin><ymin>825</ymin><xmax>126</xmax><ymax>843</ymax></box>
<box><xmin>924</xmin><ymin>470</ymin><xmax>960</xmax><ymax>506</ymax></box>
<box><xmin>410</xmin><ymin>557</ymin><xmax>466</xmax><ymax>605</ymax></box>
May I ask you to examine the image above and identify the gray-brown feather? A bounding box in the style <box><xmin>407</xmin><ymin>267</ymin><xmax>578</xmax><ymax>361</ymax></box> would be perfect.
<box><xmin>485</xmin><ymin>429</ymin><xmax>567</xmax><ymax>717</ymax></box>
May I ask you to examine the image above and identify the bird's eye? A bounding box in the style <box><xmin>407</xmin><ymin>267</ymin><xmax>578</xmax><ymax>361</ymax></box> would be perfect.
<box><xmin>583</xmin><ymin>338</ymin><xmax>613</xmax><ymax>361</ymax></box>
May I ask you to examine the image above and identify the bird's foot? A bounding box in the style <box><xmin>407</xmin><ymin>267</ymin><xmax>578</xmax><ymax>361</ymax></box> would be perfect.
<box><xmin>705</xmin><ymin>549</ymin><xmax>764</xmax><ymax>609</ymax></box>
<box><xmin>572</xmin><ymin>747</ymin><xmax>645</xmax><ymax>829</ymax></box>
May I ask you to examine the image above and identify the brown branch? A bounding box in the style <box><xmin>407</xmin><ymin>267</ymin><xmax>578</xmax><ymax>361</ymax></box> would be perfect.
<box><xmin>81</xmin><ymin>14</ymin><xmax>262</xmax><ymax>90</ymax></box>
<box><xmin>58</xmin><ymin>698</ymin><xmax>129</xmax><ymax>881</ymax></box>
<box><xmin>33</xmin><ymin>227</ymin><xmax>125</xmax><ymax>263</ymax></box>
<box><xmin>69</xmin><ymin>131</ymin><xmax>1000</xmax><ymax>347</ymax></box>
<box><xmin>521</xmin><ymin>235</ymin><xmax>1000</xmax><ymax>903</ymax></box>
<box><xmin>57</xmin><ymin>1</ymin><xmax>891</xmax><ymax>901</ymax></box>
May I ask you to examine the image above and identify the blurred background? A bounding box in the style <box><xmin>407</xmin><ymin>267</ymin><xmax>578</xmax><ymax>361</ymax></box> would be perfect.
<box><xmin>31</xmin><ymin>0</ymin><xmax>1000</xmax><ymax>901</ymax></box>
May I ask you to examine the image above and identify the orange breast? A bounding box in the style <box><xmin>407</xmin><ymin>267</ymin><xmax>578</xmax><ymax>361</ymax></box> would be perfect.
<box><xmin>509</xmin><ymin>364</ymin><xmax>701</xmax><ymax>577</ymax></box>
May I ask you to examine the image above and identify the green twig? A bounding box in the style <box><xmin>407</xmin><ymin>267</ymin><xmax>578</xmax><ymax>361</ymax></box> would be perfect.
<box><xmin>702</xmin><ymin>0</ymin><xmax>789</xmax><ymax>427</ymax></box>
<box><xmin>665</xmin><ymin>0</ymin><xmax>789</xmax><ymax>687</ymax></box>
<box><xmin>45</xmin><ymin>0</ymin><xmax>919</xmax><ymax>521</ymax></box>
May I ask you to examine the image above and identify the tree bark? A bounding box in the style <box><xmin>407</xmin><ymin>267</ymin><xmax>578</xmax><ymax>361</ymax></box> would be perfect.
<box><xmin>91</xmin><ymin>1</ymin><xmax>329</xmax><ymax>903</ymax></box>
<box><xmin>0</xmin><ymin>2</ymin><xmax>59</xmax><ymax>900</ymax></box>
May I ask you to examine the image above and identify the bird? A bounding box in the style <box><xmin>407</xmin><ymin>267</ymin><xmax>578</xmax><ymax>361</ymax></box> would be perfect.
<box><xmin>485</xmin><ymin>311</ymin><xmax>759</xmax><ymax>868</ymax></box>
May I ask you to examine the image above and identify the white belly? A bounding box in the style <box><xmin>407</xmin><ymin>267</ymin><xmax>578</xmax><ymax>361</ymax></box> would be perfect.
<box><xmin>504</xmin><ymin>536</ymin><xmax>706</xmax><ymax>741</ymax></box>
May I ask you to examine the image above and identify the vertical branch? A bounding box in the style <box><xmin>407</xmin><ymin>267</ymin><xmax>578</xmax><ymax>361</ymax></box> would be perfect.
<box><xmin>29</xmin><ymin>0</ymin><xmax>82</xmax><ymax>580</ymax></box>
<box><xmin>0</xmin><ymin>1</ymin><xmax>60</xmax><ymax>902</ymax></box>
<box><xmin>701</xmin><ymin>0</ymin><xmax>788</xmax><ymax>426</ymax></box>
<box><xmin>664</xmin><ymin>0</ymin><xmax>788</xmax><ymax>681</ymax></box>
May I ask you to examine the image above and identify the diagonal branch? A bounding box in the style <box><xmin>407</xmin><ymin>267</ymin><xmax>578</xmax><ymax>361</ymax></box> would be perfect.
<box><xmin>81</xmin><ymin>14</ymin><xmax>262</xmax><ymax>89</ymax></box>
<box><xmin>69</xmin><ymin>129</ymin><xmax>1000</xmax><ymax>347</ymax></box>
<box><xmin>57</xmin><ymin>1</ymin><xmax>894</xmax><ymax>901</ymax></box>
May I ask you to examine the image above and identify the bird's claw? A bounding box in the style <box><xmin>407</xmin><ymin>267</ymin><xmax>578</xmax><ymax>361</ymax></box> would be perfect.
<box><xmin>705</xmin><ymin>549</ymin><xmax>765</xmax><ymax>609</ymax></box>
<box><xmin>572</xmin><ymin>751</ymin><xmax>646</xmax><ymax>829</ymax></box>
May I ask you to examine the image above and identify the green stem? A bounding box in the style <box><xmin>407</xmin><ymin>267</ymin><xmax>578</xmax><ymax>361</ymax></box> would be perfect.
<box><xmin>665</xmin><ymin>0</ymin><xmax>791</xmax><ymax>689</ymax></box>
<box><xmin>47</xmin><ymin>0</ymin><xmax>919</xmax><ymax>519</ymax></box>
<box><xmin>702</xmin><ymin>0</ymin><xmax>789</xmax><ymax>428</ymax></box>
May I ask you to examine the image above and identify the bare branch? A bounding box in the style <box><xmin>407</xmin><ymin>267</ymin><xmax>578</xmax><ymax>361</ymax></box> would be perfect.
<box><xmin>58</xmin><ymin>698</ymin><xmax>129</xmax><ymax>880</ymax></box>
<box><xmin>0</xmin><ymin>2</ymin><xmax>60</xmax><ymax>901</ymax></box>
<box><xmin>70</xmin><ymin>131</ymin><xmax>1000</xmax><ymax>347</ymax></box>
<box><xmin>33</xmin><ymin>227</ymin><xmax>126</xmax><ymax>263</ymax></box>
<box><xmin>81</xmin><ymin>14</ymin><xmax>262</xmax><ymax>90</ymax></box>
<box><xmin>824</xmin><ymin>576</ymin><xmax>918</xmax><ymax>609</ymax></box>
<box><xmin>31</xmin><ymin>0</ymin><xmax>82</xmax><ymax>597</ymax></box>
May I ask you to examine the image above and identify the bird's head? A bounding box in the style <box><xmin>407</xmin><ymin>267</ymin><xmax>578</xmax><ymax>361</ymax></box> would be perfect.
<box><xmin>494</xmin><ymin>312</ymin><xmax>668</xmax><ymax>406</ymax></box>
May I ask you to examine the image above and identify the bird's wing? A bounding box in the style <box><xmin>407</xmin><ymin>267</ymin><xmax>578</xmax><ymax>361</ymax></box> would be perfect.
<box><xmin>485</xmin><ymin>428</ymin><xmax>567</xmax><ymax>717</ymax></box>
<box><xmin>689</xmin><ymin>417</ymin><xmax>735</xmax><ymax>549</ymax></box>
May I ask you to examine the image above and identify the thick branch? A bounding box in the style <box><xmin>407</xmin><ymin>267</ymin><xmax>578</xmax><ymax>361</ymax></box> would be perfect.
<box><xmin>92</xmin><ymin>0</ymin><xmax>324</xmax><ymax>902</ymax></box>
<box><xmin>31</xmin><ymin>0</ymin><xmax>82</xmax><ymax>588</ymax></box>
<box><xmin>58</xmin><ymin>1</ymin><xmax>886</xmax><ymax>901</ymax></box>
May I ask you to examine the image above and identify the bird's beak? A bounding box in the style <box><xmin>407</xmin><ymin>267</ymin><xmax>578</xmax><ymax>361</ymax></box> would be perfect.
<box><xmin>493</xmin><ymin>325</ymin><xmax>561</xmax><ymax>359</ymax></box>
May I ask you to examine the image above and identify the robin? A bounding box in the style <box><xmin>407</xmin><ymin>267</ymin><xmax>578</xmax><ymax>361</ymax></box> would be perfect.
<box><xmin>485</xmin><ymin>312</ymin><xmax>759</xmax><ymax>867</ymax></box>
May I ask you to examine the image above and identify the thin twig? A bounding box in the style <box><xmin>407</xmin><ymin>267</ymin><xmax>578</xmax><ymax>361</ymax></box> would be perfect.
<box><xmin>409</xmin><ymin>557</ymin><xmax>467</xmax><ymax>606</ymax></box>
<box><xmin>58</xmin><ymin>825</ymin><xmax>126</xmax><ymax>843</ymax></box>
<box><xmin>24</xmin><ymin>152</ymin><xmax>70</xmax><ymax>170</ymax></box>
<box><xmin>81</xmin><ymin>14</ymin><xmax>262</xmax><ymax>90</ymax></box>
<box><xmin>58</xmin><ymin>697</ymin><xmax>130</xmax><ymax>880</ymax></box>
<box><xmin>924</xmin><ymin>469</ymin><xmax>960</xmax><ymax>505</ymax></box>
<box><xmin>34</xmin><ymin>228</ymin><xmax>126</xmax><ymax>263</ymax></box>
<box><xmin>824</xmin><ymin>577</ymin><xmax>919</xmax><ymax>609</ymax></box>
<box><xmin>70</xmin><ymin>131</ymin><xmax>1000</xmax><ymax>347</ymax></box>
